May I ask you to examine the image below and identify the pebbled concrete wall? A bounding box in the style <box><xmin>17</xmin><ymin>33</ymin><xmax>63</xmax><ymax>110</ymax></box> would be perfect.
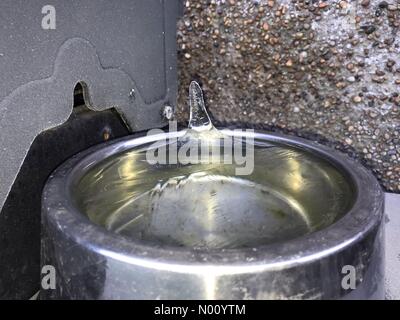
<box><xmin>177</xmin><ymin>0</ymin><xmax>400</xmax><ymax>192</ymax></box>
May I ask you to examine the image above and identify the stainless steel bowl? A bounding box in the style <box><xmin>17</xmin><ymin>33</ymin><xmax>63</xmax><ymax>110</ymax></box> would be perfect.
<box><xmin>41</xmin><ymin>130</ymin><xmax>384</xmax><ymax>299</ymax></box>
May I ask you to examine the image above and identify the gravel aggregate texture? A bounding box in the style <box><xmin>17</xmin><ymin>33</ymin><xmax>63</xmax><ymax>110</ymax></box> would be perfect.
<box><xmin>177</xmin><ymin>0</ymin><xmax>400</xmax><ymax>192</ymax></box>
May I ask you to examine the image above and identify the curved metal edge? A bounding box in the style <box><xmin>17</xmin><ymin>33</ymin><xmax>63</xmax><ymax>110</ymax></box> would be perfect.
<box><xmin>42</xmin><ymin>130</ymin><xmax>384</xmax><ymax>273</ymax></box>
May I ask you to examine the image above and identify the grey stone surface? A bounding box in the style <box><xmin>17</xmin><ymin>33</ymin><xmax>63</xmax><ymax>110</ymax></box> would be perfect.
<box><xmin>177</xmin><ymin>0</ymin><xmax>400</xmax><ymax>192</ymax></box>
<box><xmin>385</xmin><ymin>192</ymin><xmax>400</xmax><ymax>299</ymax></box>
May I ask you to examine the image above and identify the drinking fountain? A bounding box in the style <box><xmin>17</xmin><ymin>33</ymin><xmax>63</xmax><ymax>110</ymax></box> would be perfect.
<box><xmin>40</xmin><ymin>83</ymin><xmax>384</xmax><ymax>299</ymax></box>
<box><xmin>0</xmin><ymin>0</ymin><xmax>388</xmax><ymax>300</ymax></box>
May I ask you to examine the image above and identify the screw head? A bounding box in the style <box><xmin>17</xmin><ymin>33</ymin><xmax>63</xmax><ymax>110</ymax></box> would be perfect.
<box><xmin>163</xmin><ymin>105</ymin><xmax>173</xmax><ymax>120</ymax></box>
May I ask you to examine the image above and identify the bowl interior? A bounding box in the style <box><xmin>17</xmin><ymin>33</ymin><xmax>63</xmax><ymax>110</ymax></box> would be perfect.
<box><xmin>72</xmin><ymin>133</ymin><xmax>356</xmax><ymax>250</ymax></box>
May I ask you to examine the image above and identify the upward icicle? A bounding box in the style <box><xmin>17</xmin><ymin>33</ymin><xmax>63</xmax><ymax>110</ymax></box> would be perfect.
<box><xmin>188</xmin><ymin>81</ymin><xmax>213</xmax><ymax>132</ymax></box>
